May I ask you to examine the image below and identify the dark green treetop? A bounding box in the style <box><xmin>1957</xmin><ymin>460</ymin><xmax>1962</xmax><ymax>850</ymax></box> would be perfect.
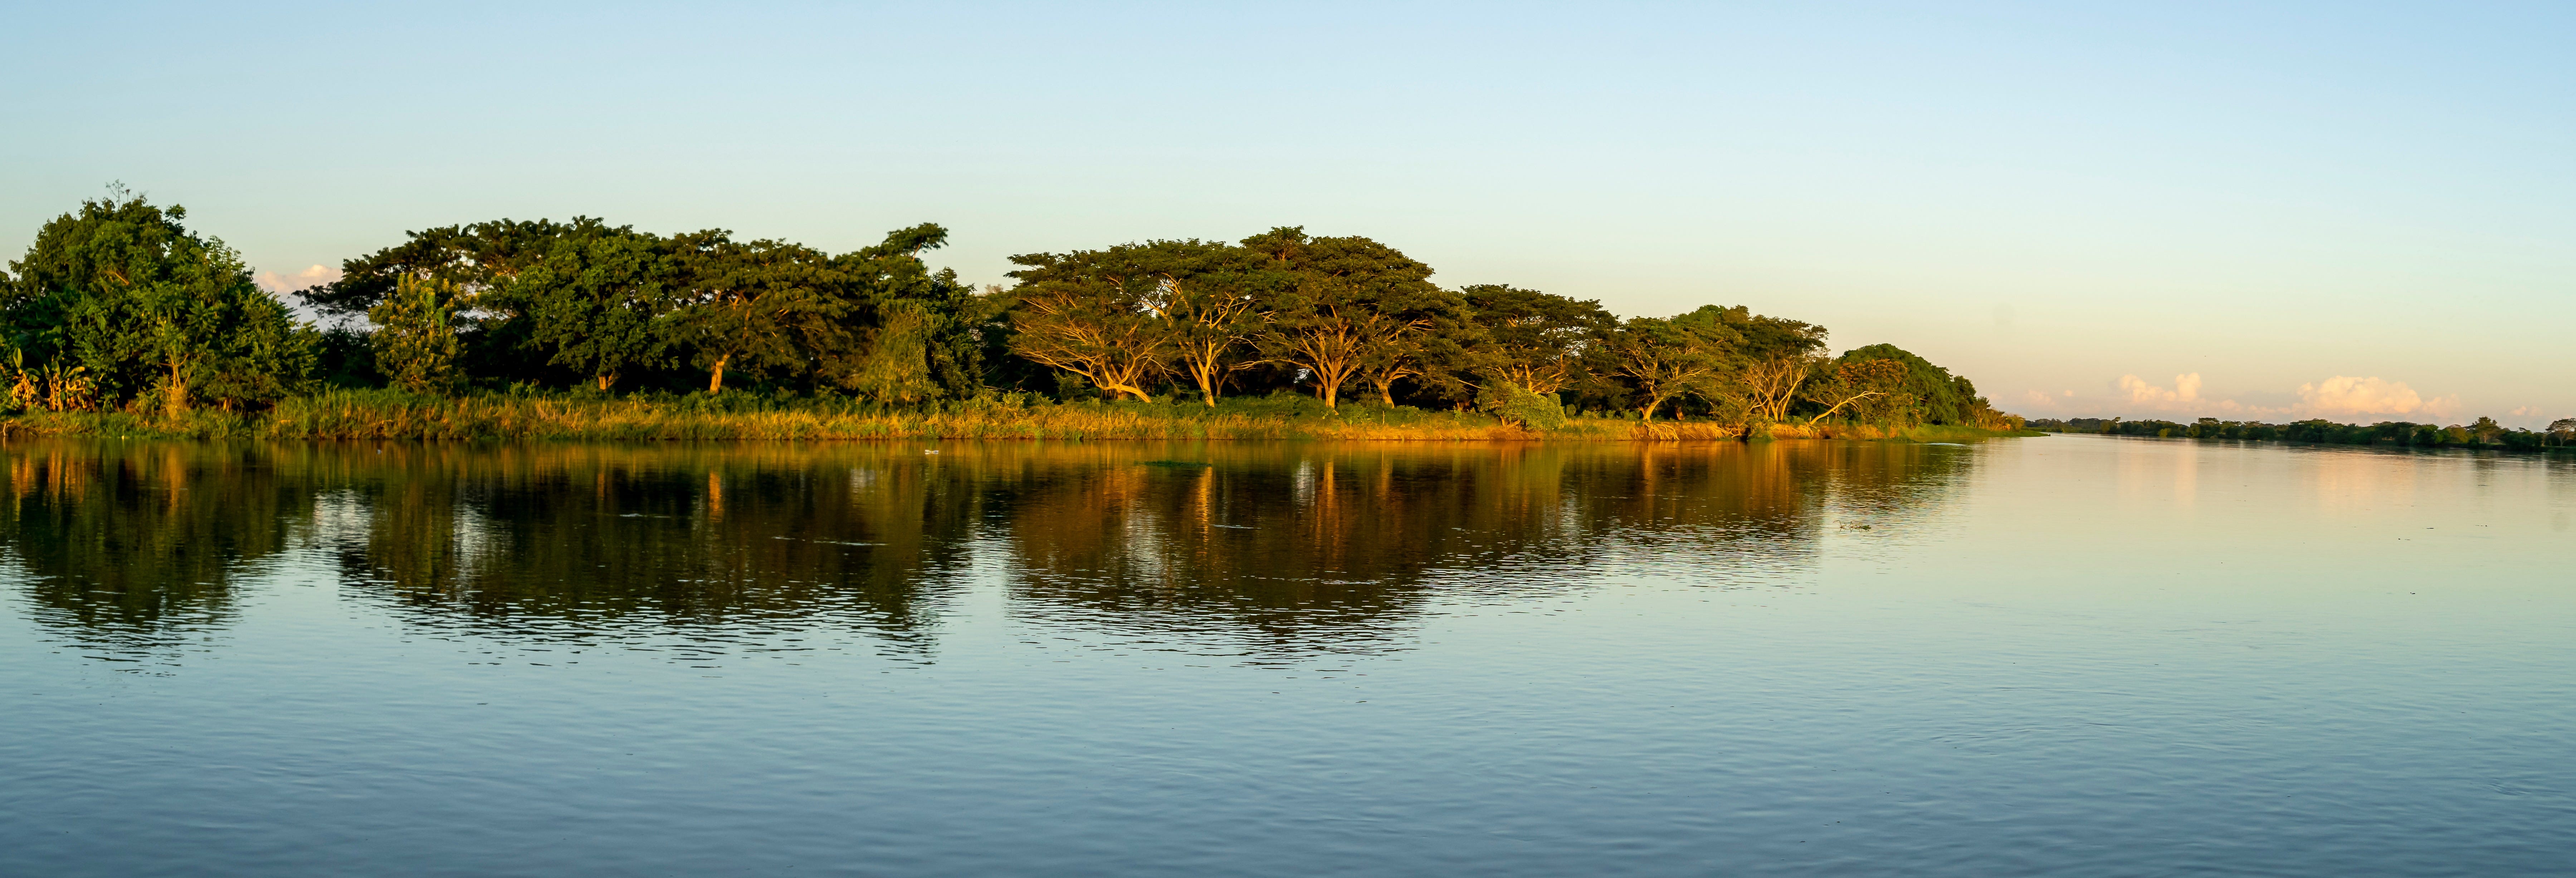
<box><xmin>1837</xmin><ymin>343</ymin><xmax>1974</xmax><ymax>425</ymax></box>
<box><xmin>498</xmin><ymin>221</ymin><xmax>685</xmax><ymax>391</ymax></box>
<box><xmin>4</xmin><ymin>190</ymin><xmax>314</xmax><ymax>411</ymax></box>
<box><xmin>1458</xmin><ymin>284</ymin><xmax>1616</xmax><ymax>397</ymax></box>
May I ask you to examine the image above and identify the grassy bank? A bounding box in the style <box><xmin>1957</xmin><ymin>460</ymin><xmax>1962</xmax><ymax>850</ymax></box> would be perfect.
<box><xmin>0</xmin><ymin>389</ymin><xmax>2041</xmax><ymax>442</ymax></box>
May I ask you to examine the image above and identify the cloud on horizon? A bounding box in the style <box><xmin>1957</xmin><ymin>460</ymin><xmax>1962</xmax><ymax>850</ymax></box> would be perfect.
<box><xmin>2020</xmin><ymin>373</ymin><xmax>2475</xmax><ymax>424</ymax></box>
<box><xmin>255</xmin><ymin>265</ymin><xmax>340</xmax><ymax>294</ymax></box>
<box><xmin>2292</xmin><ymin>376</ymin><xmax>2456</xmax><ymax>420</ymax></box>
<box><xmin>2119</xmin><ymin>372</ymin><xmax>2201</xmax><ymax>406</ymax></box>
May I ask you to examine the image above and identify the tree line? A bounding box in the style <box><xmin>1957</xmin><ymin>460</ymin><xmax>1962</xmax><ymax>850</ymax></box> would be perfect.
<box><xmin>4</xmin><ymin>191</ymin><xmax>2020</xmax><ymax>430</ymax></box>
<box><xmin>992</xmin><ymin>227</ymin><xmax>2016</xmax><ymax>428</ymax></box>
<box><xmin>2031</xmin><ymin>416</ymin><xmax>2576</xmax><ymax>451</ymax></box>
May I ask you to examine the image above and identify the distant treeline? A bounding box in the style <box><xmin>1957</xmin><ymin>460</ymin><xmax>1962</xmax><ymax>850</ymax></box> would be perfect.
<box><xmin>3</xmin><ymin>190</ymin><xmax>2021</xmax><ymax>432</ymax></box>
<box><xmin>2030</xmin><ymin>416</ymin><xmax>2576</xmax><ymax>451</ymax></box>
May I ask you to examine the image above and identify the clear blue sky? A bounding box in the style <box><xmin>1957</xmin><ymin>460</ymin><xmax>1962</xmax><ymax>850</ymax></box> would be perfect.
<box><xmin>5</xmin><ymin>2</ymin><xmax>2568</xmax><ymax>424</ymax></box>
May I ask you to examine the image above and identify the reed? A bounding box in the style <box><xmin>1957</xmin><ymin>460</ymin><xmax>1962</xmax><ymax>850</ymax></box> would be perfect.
<box><xmin>0</xmin><ymin>389</ymin><xmax>2036</xmax><ymax>442</ymax></box>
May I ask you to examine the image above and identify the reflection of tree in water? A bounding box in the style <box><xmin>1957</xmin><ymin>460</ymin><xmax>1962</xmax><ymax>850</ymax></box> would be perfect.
<box><xmin>989</xmin><ymin>441</ymin><xmax>1977</xmax><ymax>659</ymax></box>
<box><xmin>2</xmin><ymin>438</ymin><xmax>1979</xmax><ymax>666</ymax></box>
<box><xmin>321</xmin><ymin>444</ymin><xmax>977</xmax><ymax>656</ymax></box>
<box><xmin>1561</xmin><ymin>442</ymin><xmax>1820</xmax><ymax>554</ymax></box>
<box><xmin>1</xmin><ymin>442</ymin><xmax>304</xmax><ymax>659</ymax></box>
<box><xmin>994</xmin><ymin>445</ymin><xmax>1600</xmax><ymax>657</ymax></box>
<box><xmin>1815</xmin><ymin>442</ymin><xmax>1976</xmax><ymax>520</ymax></box>
<box><xmin>1556</xmin><ymin>441</ymin><xmax>1973</xmax><ymax>570</ymax></box>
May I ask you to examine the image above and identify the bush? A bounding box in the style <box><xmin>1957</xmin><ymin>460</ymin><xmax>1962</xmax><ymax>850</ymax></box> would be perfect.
<box><xmin>368</xmin><ymin>275</ymin><xmax>464</xmax><ymax>394</ymax></box>
<box><xmin>1477</xmin><ymin>380</ymin><xmax>1567</xmax><ymax>431</ymax></box>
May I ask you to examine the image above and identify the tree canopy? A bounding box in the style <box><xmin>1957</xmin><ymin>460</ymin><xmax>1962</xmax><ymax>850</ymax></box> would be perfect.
<box><xmin>3</xmin><ymin>190</ymin><xmax>314</xmax><ymax>413</ymax></box>
<box><xmin>299</xmin><ymin>217</ymin><xmax>982</xmax><ymax>401</ymax></box>
<box><xmin>4</xmin><ymin>192</ymin><xmax>2037</xmax><ymax>433</ymax></box>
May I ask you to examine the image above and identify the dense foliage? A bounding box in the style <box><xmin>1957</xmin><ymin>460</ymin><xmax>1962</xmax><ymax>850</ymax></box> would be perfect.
<box><xmin>0</xmin><ymin>191</ymin><xmax>2050</xmax><ymax>432</ymax></box>
<box><xmin>296</xmin><ymin>214</ymin><xmax>983</xmax><ymax>401</ymax></box>
<box><xmin>998</xmin><ymin>226</ymin><xmax>2021</xmax><ymax>428</ymax></box>
<box><xmin>2</xmin><ymin>191</ymin><xmax>316</xmax><ymax>414</ymax></box>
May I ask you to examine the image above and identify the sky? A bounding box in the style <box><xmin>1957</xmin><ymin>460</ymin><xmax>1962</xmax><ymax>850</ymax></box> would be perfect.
<box><xmin>4</xmin><ymin>1</ymin><xmax>2569</xmax><ymax>425</ymax></box>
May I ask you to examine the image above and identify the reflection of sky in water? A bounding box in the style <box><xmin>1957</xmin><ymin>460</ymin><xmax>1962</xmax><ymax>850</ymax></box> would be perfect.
<box><xmin>2</xmin><ymin>437</ymin><xmax>2571</xmax><ymax>877</ymax></box>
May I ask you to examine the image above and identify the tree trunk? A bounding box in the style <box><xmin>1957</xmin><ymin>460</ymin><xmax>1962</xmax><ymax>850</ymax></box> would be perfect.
<box><xmin>1191</xmin><ymin>362</ymin><xmax>1219</xmax><ymax>407</ymax></box>
<box><xmin>707</xmin><ymin>354</ymin><xmax>729</xmax><ymax>394</ymax></box>
<box><xmin>164</xmin><ymin>359</ymin><xmax>187</xmax><ymax>416</ymax></box>
<box><xmin>597</xmin><ymin>373</ymin><xmax>616</xmax><ymax>392</ymax></box>
<box><xmin>1643</xmin><ymin>392</ymin><xmax>1674</xmax><ymax>421</ymax></box>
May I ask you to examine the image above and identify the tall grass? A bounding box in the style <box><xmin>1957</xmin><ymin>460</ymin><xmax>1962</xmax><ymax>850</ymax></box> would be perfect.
<box><xmin>0</xmin><ymin>389</ymin><xmax>2036</xmax><ymax>442</ymax></box>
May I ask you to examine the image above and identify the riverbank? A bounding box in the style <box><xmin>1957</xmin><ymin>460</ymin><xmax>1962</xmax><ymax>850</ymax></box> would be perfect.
<box><xmin>0</xmin><ymin>390</ymin><xmax>2041</xmax><ymax>442</ymax></box>
<box><xmin>2032</xmin><ymin>419</ymin><xmax>2573</xmax><ymax>454</ymax></box>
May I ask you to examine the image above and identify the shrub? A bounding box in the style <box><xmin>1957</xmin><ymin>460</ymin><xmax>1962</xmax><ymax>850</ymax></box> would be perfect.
<box><xmin>1477</xmin><ymin>380</ymin><xmax>1567</xmax><ymax>431</ymax></box>
<box><xmin>368</xmin><ymin>274</ymin><xmax>464</xmax><ymax>394</ymax></box>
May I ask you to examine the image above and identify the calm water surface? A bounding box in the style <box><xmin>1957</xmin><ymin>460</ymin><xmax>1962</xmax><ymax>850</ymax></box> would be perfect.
<box><xmin>1</xmin><ymin>436</ymin><xmax>2570</xmax><ymax>876</ymax></box>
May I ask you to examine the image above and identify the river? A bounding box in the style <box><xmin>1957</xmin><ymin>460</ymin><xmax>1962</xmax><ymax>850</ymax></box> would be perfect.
<box><xmin>2</xmin><ymin>436</ymin><xmax>2569</xmax><ymax>876</ymax></box>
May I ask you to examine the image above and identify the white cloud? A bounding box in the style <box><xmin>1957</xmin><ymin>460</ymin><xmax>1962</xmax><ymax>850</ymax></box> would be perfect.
<box><xmin>2116</xmin><ymin>373</ymin><xmax>2201</xmax><ymax>407</ymax></box>
<box><xmin>255</xmin><ymin>264</ymin><xmax>340</xmax><ymax>294</ymax></box>
<box><xmin>2041</xmin><ymin>373</ymin><xmax>2474</xmax><ymax>425</ymax></box>
<box><xmin>2290</xmin><ymin>376</ymin><xmax>2442</xmax><ymax>420</ymax></box>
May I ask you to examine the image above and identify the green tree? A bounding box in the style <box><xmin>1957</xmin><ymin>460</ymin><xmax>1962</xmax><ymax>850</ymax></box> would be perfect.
<box><xmin>2470</xmin><ymin>416</ymin><xmax>2504</xmax><ymax>445</ymax></box>
<box><xmin>1005</xmin><ymin>247</ymin><xmax>1170</xmax><ymax>402</ymax></box>
<box><xmin>321</xmin><ymin>218</ymin><xmax>972</xmax><ymax>398</ymax></box>
<box><xmin>367</xmin><ymin>274</ymin><xmax>466</xmax><ymax>393</ymax></box>
<box><xmin>1002</xmin><ymin>239</ymin><xmax>1269</xmax><ymax>405</ymax></box>
<box><xmin>1597</xmin><ymin>316</ymin><xmax>1727</xmax><ymax>421</ymax></box>
<box><xmin>670</xmin><ymin>236</ymin><xmax>845</xmax><ymax>394</ymax></box>
<box><xmin>303</xmin><ymin>217</ymin><xmax>574</xmax><ymax>319</ymax></box>
<box><xmin>826</xmin><ymin>224</ymin><xmax>980</xmax><ymax>404</ymax></box>
<box><xmin>1834</xmin><ymin>343</ymin><xmax>1971</xmax><ymax>425</ymax></box>
<box><xmin>1458</xmin><ymin>284</ymin><xmax>1615</xmax><ymax>397</ymax></box>
<box><xmin>1477</xmin><ymin>379</ymin><xmax>1568</xmax><ymax>430</ymax></box>
<box><xmin>310</xmin><ymin>217</ymin><xmax>596</xmax><ymax>384</ymax></box>
<box><xmin>4</xmin><ymin>190</ymin><xmax>314</xmax><ymax>413</ymax></box>
<box><xmin>1136</xmin><ymin>240</ymin><xmax>1266</xmax><ymax>406</ymax></box>
<box><xmin>190</xmin><ymin>286</ymin><xmax>320</xmax><ymax>411</ymax></box>
<box><xmin>1670</xmin><ymin>305</ymin><xmax>1826</xmax><ymax>424</ymax></box>
<box><xmin>1801</xmin><ymin>357</ymin><xmax>1911</xmax><ymax>425</ymax></box>
<box><xmin>1241</xmin><ymin>228</ymin><xmax>1453</xmax><ymax>409</ymax></box>
<box><xmin>499</xmin><ymin>222</ymin><xmax>680</xmax><ymax>391</ymax></box>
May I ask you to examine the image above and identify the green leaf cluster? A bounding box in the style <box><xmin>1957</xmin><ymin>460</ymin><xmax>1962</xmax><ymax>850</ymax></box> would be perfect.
<box><xmin>314</xmin><ymin>218</ymin><xmax>983</xmax><ymax>399</ymax></box>
<box><xmin>2</xmin><ymin>189</ymin><xmax>317</xmax><ymax>413</ymax></box>
<box><xmin>369</xmin><ymin>274</ymin><xmax>464</xmax><ymax>394</ymax></box>
<box><xmin>998</xmin><ymin>227</ymin><xmax>2006</xmax><ymax>429</ymax></box>
<box><xmin>1475</xmin><ymin>379</ymin><xmax>1568</xmax><ymax>431</ymax></box>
